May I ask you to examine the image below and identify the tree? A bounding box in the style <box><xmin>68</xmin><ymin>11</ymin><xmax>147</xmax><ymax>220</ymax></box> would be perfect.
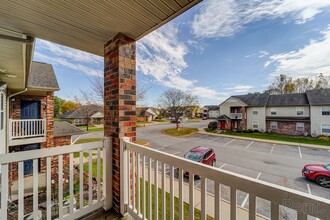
<box><xmin>158</xmin><ymin>89</ymin><xmax>199</xmax><ymax>129</ymax></box>
<box><xmin>54</xmin><ymin>96</ymin><xmax>65</xmax><ymax>117</ymax></box>
<box><xmin>266</xmin><ymin>74</ymin><xmax>296</xmax><ymax>94</ymax></box>
<box><xmin>60</xmin><ymin>101</ymin><xmax>79</xmax><ymax>114</ymax></box>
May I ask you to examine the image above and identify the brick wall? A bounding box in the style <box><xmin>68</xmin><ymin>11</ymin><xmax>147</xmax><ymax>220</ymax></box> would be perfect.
<box><xmin>54</xmin><ymin>135</ymin><xmax>71</xmax><ymax>146</ymax></box>
<box><xmin>104</xmin><ymin>33</ymin><xmax>136</xmax><ymax>212</ymax></box>
<box><xmin>266</xmin><ymin>121</ymin><xmax>310</xmax><ymax>136</ymax></box>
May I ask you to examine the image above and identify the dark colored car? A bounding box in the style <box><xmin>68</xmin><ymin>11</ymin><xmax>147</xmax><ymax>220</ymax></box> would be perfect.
<box><xmin>302</xmin><ymin>164</ymin><xmax>330</xmax><ymax>188</ymax></box>
<box><xmin>202</xmin><ymin>116</ymin><xmax>208</xmax><ymax>120</ymax></box>
<box><xmin>171</xmin><ymin>119</ymin><xmax>180</xmax><ymax>123</ymax></box>
<box><xmin>184</xmin><ymin>146</ymin><xmax>216</xmax><ymax>177</ymax></box>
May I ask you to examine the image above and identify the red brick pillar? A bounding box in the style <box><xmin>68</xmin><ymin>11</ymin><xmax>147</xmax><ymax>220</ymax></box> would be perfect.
<box><xmin>104</xmin><ymin>33</ymin><xmax>136</xmax><ymax>213</ymax></box>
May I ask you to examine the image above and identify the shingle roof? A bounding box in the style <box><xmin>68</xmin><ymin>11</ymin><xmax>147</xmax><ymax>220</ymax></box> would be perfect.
<box><xmin>267</xmin><ymin>93</ymin><xmax>309</xmax><ymax>106</ymax></box>
<box><xmin>204</xmin><ymin>105</ymin><xmax>220</xmax><ymax>110</ymax></box>
<box><xmin>60</xmin><ymin>105</ymin><xmax>103</xmax><ymax>119</ymax></box>
<box><xmin>306</xmin><ymin>88</ymin><xmax>330</xmax><ymax>105</ymax></box>
<box><xmin>137</xmin><ymin>107</ymin><xmax>157</xmax><ymax>117</ymax></box>
<box><xmin>0</xmin><ymin>82</ymin><xmax>6</xmax><ymax>89</ymax></box>
<box><xmin>233</xmin><ymin>93</ymin><xmax>269</xmax><ymax>106</ymax></box>
<box><xmin>27</xmin><ymin>61</ymin><xmax>59</xmax><ymax>91</ymax></box>
<box><xmin>217</xmin><ymin>115</ymin><xmax>230</xmax><ymax>120</ymax></box>
<box><xmin>54</xmin><ymin>121</ymin><xmax>86</xmax><ymax>137</ymax></box>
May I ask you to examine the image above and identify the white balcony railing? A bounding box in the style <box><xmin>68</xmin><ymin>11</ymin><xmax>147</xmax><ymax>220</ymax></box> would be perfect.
<box><xmin>8</xmin><ymin>118</ymin><xmax>46</xmax><ymax>140</ymax></box>
<box><xmin>120</xmin><ymin>137</ymin><xmax>330</xmax><ymax>220</ymax></box>
<box><xmin>230</xmin><ymin>113</ymin><xmax>243</xmax><ymax>119</ymax></box>
<box><xmin>0</xmin><ymin>140</ymin><xmax>112</xmax><ymax>220</ymax></box>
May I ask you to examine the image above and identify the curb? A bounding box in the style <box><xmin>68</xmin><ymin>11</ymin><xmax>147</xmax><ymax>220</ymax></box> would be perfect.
<box><xmin>198</xmin><ymin>130</ymin><xmax>330</xmax><ymax>150</ymax></box>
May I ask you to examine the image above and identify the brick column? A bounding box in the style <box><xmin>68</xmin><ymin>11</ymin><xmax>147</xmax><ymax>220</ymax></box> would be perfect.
<box><xmin>104</xmin><ymin>33</ymin><xmax>136</xmax><ymax>213</ymax></box>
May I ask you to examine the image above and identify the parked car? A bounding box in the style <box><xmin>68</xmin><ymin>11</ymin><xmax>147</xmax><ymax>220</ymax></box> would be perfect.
<box><xmin>184</xmin><ymin>146</ymin><xmax>216</xmax><ymax>177</ymax></box>
<box><xmin>171</xmin><ymin>119</ymin><xmax>180</xmax><ymax>123</ymax></box>
<box><xmin>202</xmin><ymin>116</ymin><xmax>208</xmax><ymax>120</ymax></box>
<box><xmin>302</xmin><ymin>164</ymin><xmax>330</xmax><ymax>188</ymax></box>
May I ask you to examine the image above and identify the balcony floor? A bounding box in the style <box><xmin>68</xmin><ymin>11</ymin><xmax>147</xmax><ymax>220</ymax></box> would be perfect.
<box><xmin>80</xmin><ymin>208</ymin><xmax>133</xmax><ymax>220</ymax></box>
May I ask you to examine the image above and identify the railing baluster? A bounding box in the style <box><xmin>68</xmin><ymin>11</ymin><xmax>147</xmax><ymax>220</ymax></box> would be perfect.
<box><xmin>271</xmin><ymin>202</ymin><xmax>279</xmax><ymax>220</ymax></box>
<box><xmin>69</xmin><ymin>153</ymin><xmax>74</xmax><ymax>214</ymax></box>
<box><xmin>33</xmin><ymin>159</ymin><xmax>38</xmax><ymax>219</ymax></box>
<box><xmin>154</xmin><ymin>159</ymin><xmax>159</xmax><ymax>220</ymax></box>
<box><xmin>162</xmin><ymin>162</ymin><xmax>166</xmax><ymax>220</ymax></box>
<box><xmin>1</xmin><ymin>164</ymin><xmax>8</xmax><ymax>220</ymax></box>
<box><xmin>215</xmin><ymin>181</ymin><xmax>220</xmax><ymax>220</ymax></box>
<box><xmin>189</xmin><ymin>172</ymin><xmax>194</xmax><ymax>220</ymax></box>
<box><xmin>132</xmin><ymin>152</ymin><xmax>136</xmax><ymax>210</ymax></box>
<box><xmin>127</xmin><ymin>149</ymin><xmax>131</xmax><ymax>208</ymax></box>
<box><xmin>249</xmin><ymin>193</ymin><xmax>256</xmax><ymax>220</ymax></box>
<box><xmin>59</xmin><ymin>155</ymin><xmax>63</xmax><ymax>218</ymax></box>
<box><xmin>79</xmin><ymin>151</ymin><xmax>84</xmax><ymax>210</ymax></box>
<box><xmin>97</xmin><ymin>148</ymin><xmax>101</xmax><ymax>202</ymax></box>
<box><xmin>201</xmin><ymin>177</ymin><xmax>207</xmax><ymax>220</ymax></box>
<box><xmin>88</xmin><ymin>150</ymin><xmax>93</xmax><ymax>205</ymax></box>
<box><xmin>148</xmin><ymin>157</ymin><xmax>152</xmax><ymax>219</ymax></box>
<box><xmin>142</xmin><ymin>155</ymin><xmax>146</xmax><ymax>218</ymax></box>
<box><xmin>18</xmin><ymin>161</ymin><xmax>24</xmax><ymax>220</ymax></box>
<box><xmin>46</xmin><ymin>157</ymin><xmax>51</xmax><ymax>220</ymax></box>
<box><xmin>170</xmin><ymin>165</ymin><xmax>174</xmax><ymax>220</ymax></box>
<box><xmin>230</xmin><ymin>187</ymin><xmax>237</xmax><ymax>220</ymax></box>
<box><xmin>179</xmin><ymin>168</ymin><xmax>184</xmax><ymax>220</ymax></box>
<box><xmin>137</xmin><ymin>154</ymin><xmax>141</xmax><ymax>215</ymax></box>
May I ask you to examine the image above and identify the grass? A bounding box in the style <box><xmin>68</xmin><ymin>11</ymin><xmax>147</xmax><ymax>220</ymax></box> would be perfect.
<box><xmin>188</xmin><ymin>118</ymin><xmax>201</xmax><ymax>122</ymax></box>
<box><xmin>142</xmin><ymin>180</ymin><xmax>213</xmax><ymax>220</ymax></box>
<box><xmin>163</xmin><ymin>127</ymin><xmax>198</xmax><ymax>136</ymax></box>
<box><xmin>153</xmin><ymin>119</ymin><xmax>170</xmax><ymax>123</ymax></box>
<box><xmin>204</xmin><ymin>129</ymin><xmax>330</xmax><ymax>146</ymax></box>
<box><xmin>137</xmin><ymin>121</ymin><xmax>153</xmax><ymax>125</ymax></box>
<box><xmin>134</xmin><ymin>140</ymin><xmax>149</xmax><ymax>146</ymax></box>
<box><xmin>78</xmin><ymin>125</ymin><xmax>104</xmax><ymax>132</ymax></box>
<box><xmin>83</xmin><ymin>158</ymin><xmax>103</xmax><ymax>180</ymax></box>
<box><xmin>75</xmin><ymin>138</ymin><xmax>103</xmax><ymax>144</ymax></box>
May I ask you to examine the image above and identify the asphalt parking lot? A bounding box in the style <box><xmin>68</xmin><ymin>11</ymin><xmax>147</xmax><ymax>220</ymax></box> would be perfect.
<box><xmin>137</xmin><ymin>122</ymin><xmax>330</xmax><ymax>219</ymax></box>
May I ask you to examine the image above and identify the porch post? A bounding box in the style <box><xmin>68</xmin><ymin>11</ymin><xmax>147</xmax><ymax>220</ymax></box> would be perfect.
<box><xmin>104</xmin><ymin>33</ymin><xmax>136</xmax><ymax>213</ymax></box>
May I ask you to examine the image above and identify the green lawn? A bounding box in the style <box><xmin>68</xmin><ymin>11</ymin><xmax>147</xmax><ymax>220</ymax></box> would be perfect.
<box><xmin>188</xmin><ymin>118</ymin><xmax>201</xmax><ymax>122</ymax></box>
<box><xmin>83</xmin><ymin>158</ymin><xmax>103</xmax><ymax>180</ymax></box>
<box><xmin>78</xmin><ymin>125</ymin><xmax>104</xmax><ymax>132</ymax></box>
<box><xmin>137</xmin><ymin>121</ymin><xmax>153</xmax><ymax>125</ymax></box>
<box><xmin>75</xmin><ymin>138</ymin><xmax>103</xmax><ymax>144</ymax></box>
<box><xmin>142</xmin><ymin>180</ymin><xmax>213</xmax><ymax>220</ymax></box>
<box><xmin>163</xmin><ymin>127</ymin><xmax>198</xmax><ymax>136</ymax></box>
<box><xmin>153</xmin><ymin>119</ymin><xmax>171</xmax><ymax>123</ymax></box>
<box><xmin>205</xmin><ymin>129</ymin><xmax>330</xmax><ymax>146</ymax></box>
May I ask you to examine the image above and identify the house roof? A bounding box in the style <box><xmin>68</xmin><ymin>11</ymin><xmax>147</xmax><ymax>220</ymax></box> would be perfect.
<box><xmin>217</xmin><ymin>115</ymin><xmax>230</xmax><ymax>120</ymax></box>
<box><xmin>27</xmin><ymin>61</ymin><xmax>60</xmax><ymax>91</ymax></box>
<box><xmin>233</xmin><ymin>93</ymin><xmax>269</xmax><ymax>107</ymax></box>
<box><xmin>306</xmin><ymin>88</ymin><xmax>330</xmax><ymax>105</ymax></box>
<box><xmin>267</xmin><ymin>93</ymin><xmax>309</xmax><ymax>106</ymax></box>
<box><xmin>137</xmin><ymin>107</ymin><xmax>157</xmax><ymax>117</ymax></box>
<box><xmin>60</xmin><ymin>105</ymin><xmax>103</xmax><ymax>119</ymax></box>
<box><xmin>0</xmin><ymin>82</ymin><xmax>7</xmax><ymax>90</ymax></box>
<box><xmin>54</xmin><ymin>121</ymin><xmax>86</xmax><ymax>137</ymax></box>
<box><xmin>204</xmin><ymin>105</ymin><xmax>220</xmax><ymax>110</ymax></box>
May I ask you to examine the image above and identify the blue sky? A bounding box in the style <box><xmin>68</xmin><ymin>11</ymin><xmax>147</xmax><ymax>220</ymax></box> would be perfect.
<box><xmin>33</xmin><ymin>0</ymin><xmax>330</xmax><ymax>106</ymax></box>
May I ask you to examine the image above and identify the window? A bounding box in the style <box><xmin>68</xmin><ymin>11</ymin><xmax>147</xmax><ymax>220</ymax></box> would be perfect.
<box><xmin>252</xmin><ymin>121</ymin><xmax>259</xmax><ymax>129</ymax></box>
<box><xmin>322</xmin><ymin>124</ymin><xmax>330</xmax><ymax>134</ymax></box>
<box><xmin>270</xmin><ymin>108</ymin><xmax>277</xmax><ymax>115</ymax></box>
<box><xmin>296</xmin><ymin>107</ymin><xmax>304</xmax><ymax>116</ymax></box>
<box><xmin>270</xmin><ymin>122</ymin><xmax>278</xmax><ymax>129</ymax></box>
<box><xmin>322</xmin><ymin>107</ymin><xmax>330</xmax><ymax>116</ymax></box>
<box><xmin>74</xmin><ymin>119</ymin><xmax>83</xmax><ymax>125</ymax></box>
<box><xmin>296</xmin><ymin>123</ymin><xmax>304</xmax><ymax>131</ymax></box>
<box><xmin>252</xmin><ymin>108</ymin><xmax>259</xmax><ymax>115</ymax></box>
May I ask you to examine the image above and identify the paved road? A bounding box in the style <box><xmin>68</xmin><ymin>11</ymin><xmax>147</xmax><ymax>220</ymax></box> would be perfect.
<box><xmin>137</xmin><ymin>121</ymin><xmax>330</xmax><ymax>219</ymax></box>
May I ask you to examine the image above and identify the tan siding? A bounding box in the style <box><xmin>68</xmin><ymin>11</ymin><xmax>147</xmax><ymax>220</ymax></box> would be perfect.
<box><xmin>266</xmin><ymin>106</ymin><xmax>310</xmax><ymax>117</ymax></box>
<box><xmin>310</xmin><ymin>106</ymin><xmax>330</xmax><ymax>136</ymax></box>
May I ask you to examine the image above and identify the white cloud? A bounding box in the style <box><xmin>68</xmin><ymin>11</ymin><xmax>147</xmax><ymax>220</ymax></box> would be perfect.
<box><xmin>224</xmin><ymin>85</ymin><xmax>253</xmax><ymax>93</ymax></box>
<box><xmin>34</xmin><ymin>52</ymin><xmax>102</xmax><ymax>76</ymax></box>
<box><xmin>37</xmin><ymin>39</ymin><xmax>103</xmax><ymax>65</ymax></box>
<box><xmin>266</xmin><ymin>26</ymin><xmax>330</xmax><ymax>78</ymax></box>
<box><xmin>192</xmin><ymin>0</ymin><xmax>330</xmax><ymax>38</ymax></box>
<box><xmin>259</xmin><ymin>50</ymin><xmax>269</xmax><ymax>58</ymax></box>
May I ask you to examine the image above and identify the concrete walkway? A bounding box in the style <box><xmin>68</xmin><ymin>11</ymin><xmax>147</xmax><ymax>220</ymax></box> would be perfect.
<box><xmin>198</xmin><ymin>128</ymin><xmax>330</xmax><ymax>150</ymax></box>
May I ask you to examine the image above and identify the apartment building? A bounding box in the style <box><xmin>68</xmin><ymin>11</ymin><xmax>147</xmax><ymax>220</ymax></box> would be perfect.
<box><xmin>218</xmin><ymin>89</ymin><xmax>330</xmax><ymax>136</ymax></box>
<box><xmin>202</xmin><ymin>105</ymin><xmax>220</xmax><ymax>118</ymax></box>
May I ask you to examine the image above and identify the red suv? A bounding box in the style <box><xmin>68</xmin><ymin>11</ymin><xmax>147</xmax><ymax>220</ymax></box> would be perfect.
<box><xmin>184</xmin><ymin>146</ymin><xmax>216</xmax><ymax>167</ymax></box>
<box><xmin>302</xmin><ymin>164</ymin><xmax>330</xmax><ymax>188</ymax></box>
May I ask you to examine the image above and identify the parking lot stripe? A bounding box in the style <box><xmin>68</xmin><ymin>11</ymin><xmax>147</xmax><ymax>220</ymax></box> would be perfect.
<box><xmin>173</xmin><ymin>151</ymin><xmax>181</xmax><ymax>155</ymax></box>
<box><xmin>244</xmin><ymin>141</ymin><xmax>254</xmax><ymax>150</ymax></box>
<box><xmin>270</xmin><ymin>144</ymin><xmax>275</xmax><ymax>154</ymax></box>
<box><xmin>219</xmin><ymin>163</ymin><xmax>226</xmax><ymax>169</ymax></box>
<box><xmin>298</xmin><ymin>146</ymin><xmax>303</xmax><ymax>158</ymax></box>
<box><xmin>208</xmin><ymin>137</ymin><xmax>221</xmax><ymax>142</ymax></box>
<box><xmin>241</xmin><ymin>172</ymin><xmax>262</xmax><ymax>208</ymax></box>
<box><xmin>225</xmin><ymin>139</ymin><xmax>236</xmax><ymax>146</ymax></box>
<box><xmin>307</xmin><ymin>184</ymin><xmax>311</xmax><ymax>195</ymax></box>
<box><xmin>256</xmin><ymin>172</ymin><xmax>262</xmax><ymax>180</ymax></box>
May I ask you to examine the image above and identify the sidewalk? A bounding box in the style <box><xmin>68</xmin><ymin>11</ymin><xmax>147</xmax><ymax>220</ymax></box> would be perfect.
<box><xmin>198</xmin><ymin>128</ymin><xmax>330</xmax><ymax>150</ymax></box>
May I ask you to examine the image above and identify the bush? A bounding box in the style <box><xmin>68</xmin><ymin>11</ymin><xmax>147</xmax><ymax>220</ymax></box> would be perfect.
<box><xmin>244</xmin><ymin>129</ymin><xmax>253</xmax><ymax>133</ymax></box>
<box><xmin>253</xmin><ymin>129</ymin><xmax>260</xmax><ymax>133</ymax></box>
<box><xmin>317</xmin><ymin>136</ymin><xmax>330</xmax><ymax>141</ymax></box>
<box><xmin>208</xmin><ymin>121</ymin><xmax>218</xmax><ymax>130</ymax></box>
<box><xmin>236</xmin><ymin>130</ymin><xmax>243</xmax><ymax>133</ymax></box>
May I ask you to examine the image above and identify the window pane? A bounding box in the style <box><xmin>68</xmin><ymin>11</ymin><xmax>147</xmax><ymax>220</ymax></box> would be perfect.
<box><xmin>322</xmin><ymin>124</ymin><xmax>330</xmax><ymax>133</ymax></box>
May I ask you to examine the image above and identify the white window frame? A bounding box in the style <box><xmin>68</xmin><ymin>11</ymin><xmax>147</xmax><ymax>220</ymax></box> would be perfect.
<box><xmin>296</xmin><ymin>122</ymin><xmax>304</xmax><ymax>131</ymax></box>
<box><xmin>270</xmin><ymin>121</ymin><xmax>278</xmax><ymax>129</ymax></box>
<box><xmin>296</xmin><ymin>107</ymin><xmax>304</xmax><ymax>116</ymax></box>
<box><xmin>252</xmin><ymin>121</ymin><xmax>259</xmax><ymax>129</ymax></box>
<box><xmin>270</xmin><ymin>108</ymin><xmax>277</xmax><ymax>115</ymax></box>
<box><xmin>252</xmin><ymin>108</ymin><xmax>259</xmax><ymax>115</ymax></box>
<box><xmin>321</xmin><ymin>124</ymin><xmax>330</xmax><ymax>134</ymax></box>
<box><xmin>322</xmin><ymin>107</ymin><xmax>330</xmax><ymax>116</ymax></box>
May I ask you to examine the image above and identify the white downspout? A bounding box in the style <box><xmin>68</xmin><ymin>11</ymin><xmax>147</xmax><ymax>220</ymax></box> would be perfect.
<box><xmin>6</xmin><ymin>88</ymin><xmax>28</xmax><ymax>153</ymax></box>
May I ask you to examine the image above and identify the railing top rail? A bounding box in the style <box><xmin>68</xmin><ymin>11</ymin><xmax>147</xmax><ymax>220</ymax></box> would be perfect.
<box><xmin>9</xmin><ymin>118</ymin><xmax>46</xmax><ymax>122</ymax></box>
<box><xmin>123</xmin><ymin>138</ymin><xmax>330</xmax><ymax>219</ymax></box>
<box><xmin>0</xmin><ymin>141</ymin><xmax>103</xmax><ymax>164</ymax></box>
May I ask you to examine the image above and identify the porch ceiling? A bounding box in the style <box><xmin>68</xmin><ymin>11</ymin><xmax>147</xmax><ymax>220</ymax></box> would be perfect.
<box><xmin>0</xmin><ymin>0</ymin><xmax>201</xmax><ymax>56</ymax></box>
